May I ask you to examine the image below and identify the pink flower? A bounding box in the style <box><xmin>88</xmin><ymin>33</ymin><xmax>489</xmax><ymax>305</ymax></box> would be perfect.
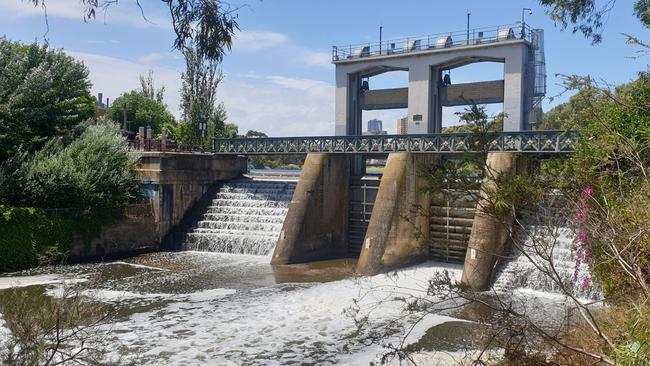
<box><xmin>580</xmin><ymin>278</ymin><xmax>591</xmax><ymax>289</ymax></box>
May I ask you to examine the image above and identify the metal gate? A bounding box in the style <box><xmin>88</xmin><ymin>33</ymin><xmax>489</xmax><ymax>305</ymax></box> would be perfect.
<box><xmin>347</xmin><ymin>175</ymin><xmax>380</xmax><ymax>256</ymax></box>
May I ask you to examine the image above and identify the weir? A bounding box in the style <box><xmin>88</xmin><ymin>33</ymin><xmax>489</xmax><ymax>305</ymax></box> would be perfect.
<box><xmin>183</xmin><ymin>178</ymin><xmax>296</xmax><ymax>256</ymax></box>
<box><xmin>134</xmin><ymin>23</ymin><xmax>580</xmax><ymax>291</ymax></box>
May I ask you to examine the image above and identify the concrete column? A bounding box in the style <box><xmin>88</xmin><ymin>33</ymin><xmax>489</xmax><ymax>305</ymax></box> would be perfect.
<box><xmin>407</xmin><ymin>65</ymin><xmax>431</xmax><ymax>134</ymax></box>
<box><xmin>356</xmin><ymin>153</ymin><xmax>433</xmax><ymax>275</ymax></box>
<box><xmin>334</xmin><ymin>69</ymin><xmax>348</xmax><ymax>136</ymax></box>
<box><xmin>503</xmin><ymin>47</ymin><xmax>527</xmax><ymax>131</ymax></box>
<box><xmin>461</xmin><ymin>152</ymin><xmax>516</xmax><ymax>291</ymax></box>
<box><xmin>272</xmin><ymin>153</ymin><xmax>350</xmax><ymax>264</ymax></box>
<box><xmin>429</xmin><ymin>66</ymin><xmax>443</xmax><ymax>133</ymax></box>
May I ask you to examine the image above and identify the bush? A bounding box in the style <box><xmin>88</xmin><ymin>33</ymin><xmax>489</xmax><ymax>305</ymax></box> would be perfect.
<box><xmin>0</xmin><ymin>122</ymin><xmax>140</xmax><ymax>211</ymax></box>
<box><xmin>0</xmin><ymin>205</ymin><xmax>107</xmax><ymax>272</ymax></box>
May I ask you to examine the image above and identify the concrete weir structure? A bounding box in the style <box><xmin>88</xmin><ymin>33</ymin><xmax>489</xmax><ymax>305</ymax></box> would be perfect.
<box><xmin>136</xmin><ymin>152</ymin><xmax>247</xmax><ymax>248</ymax></box>
<box><xmin>270</xmin><ymin>24</ymin><xmax>551</xmax><ymax>287</ymax></box>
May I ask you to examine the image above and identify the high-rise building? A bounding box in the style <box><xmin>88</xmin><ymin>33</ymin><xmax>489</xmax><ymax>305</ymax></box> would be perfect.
<box><xmin>364</xmin><ymin>119</ymin><xmax>387</xmax><ymax>135</ymax></box>
<box><xmin>367</xmin><ymin>119</ymin><xmax>383</xmax><ymax>133</ymax></box>
<box><xmin>396</xmin><ymin>117</ymin><xmax>408</xmax><ymax>134</ymax></box>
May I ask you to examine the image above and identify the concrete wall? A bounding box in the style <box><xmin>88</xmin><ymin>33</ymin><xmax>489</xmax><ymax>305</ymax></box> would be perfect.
<box><xmin>334</xmin><ymin>40</ymin><xmax>531</xmax><ymax>135</ymax></box>
<box><xmin>136</xmin><ymin>152</ymin><xmax>247</xmax><ymax>248</ymax></box>
<box><xmin>68</xmin><ymin>204</ymin><xmax>157</xmax><ymax>261</ymax></box>
<box><xmin>461</xmin><ymin>152</ymin><xmax>516</xmax><ymax>291</ymax></box>
<box><xmin>356</xmin><ymin>153</ymin><xmax>434</xmax><ymax>275</ymax></box>
<box><xmin>272</xmin><ymin>153</ymin><xmax>350</xmax><ymax>264</ymax></box>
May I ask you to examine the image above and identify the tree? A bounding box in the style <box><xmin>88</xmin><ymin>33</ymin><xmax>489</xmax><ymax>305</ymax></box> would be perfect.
<box><xmin>27</xmin><ymin>0</ymin><xmax>239</xmax><ymax>63</ymax></box>
<box><xmin>107</xmin><ymin>90</ymin><xmax>175</xmax><ymax>134</ymax></box>
<box><xmin>139</xmin><ymin>70</ymin><xmax>165</xmax><ymax>104</ymax></box>
<box><xmin>0</xmin><ymin>37</ymin><xmax>95</xmax><ymax>161</ymax></box>
<box><xmin>245</xmin><ymin>130</ymin><xmax>268</xmax><ymax>138</ymax></box>
<box><xmin>180</xmin><ymin>46</ymin><xmax>225</xmax><ymax>141</ymax></box>
<box><xmin>0</xmin><ymin>122</ymin><xmax>140</xmax><ymax>210</ymax></box>
<box><xmin>538</xmin><ymin>0</ymin><xmax>650</xmax><ymax>44</ymax></box>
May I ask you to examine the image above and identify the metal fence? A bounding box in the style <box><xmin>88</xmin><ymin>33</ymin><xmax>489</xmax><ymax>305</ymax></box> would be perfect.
<box><xmin>332</xmin><ymin>23</ymin><xmax>533</xmax><ymax>61</ymax></box>
<box><xmin>213</xmin><ymin>131</ymin><xmax>578</xmax><ymax>155</ymax></box>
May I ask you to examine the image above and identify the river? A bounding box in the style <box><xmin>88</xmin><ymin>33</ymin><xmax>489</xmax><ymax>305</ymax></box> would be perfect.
<box><xmin>0</xmin><ymin>252</ymin><xmax>481</xmax><ymax>365</ymax></box>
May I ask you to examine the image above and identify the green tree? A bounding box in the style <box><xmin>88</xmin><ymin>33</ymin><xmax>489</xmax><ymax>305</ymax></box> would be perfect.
<box><xmin>0</xmin><ymin>122</ymin><xmax>140</xmax><ymax>210</ymax></box>
<box><xmin>138</xmin><ymin>70</ymin><xmax>165</xmax><ymax>104</ymax></box>
<box><xmin>539</xmin><ymin>0</ymin><xmax>649</xmax><ymax>44</ymax></box>
<box><xmin>245</xmin><ymin>130</ymin><xmax>268</xmax><ymax>138</ymax></box>
<box><xmin>0</xmin><ymin>37</ymin><xmax>95</xmax><ymax>161</ymax></box>
<box><xmin>179</xmin><ymin>46</ymin><xmax>226</xmax><ymax>142</ymax></box>
<box><xmin>107</xmin><ymin>91</ymin><xmax>175</xmax><ymax>134</ymax></box>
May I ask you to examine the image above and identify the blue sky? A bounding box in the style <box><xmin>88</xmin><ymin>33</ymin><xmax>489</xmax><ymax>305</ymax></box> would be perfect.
<box><xmin>0</xmin><ymin>0</ymin><xmax>647</xmax><ymax>135</ymax></box>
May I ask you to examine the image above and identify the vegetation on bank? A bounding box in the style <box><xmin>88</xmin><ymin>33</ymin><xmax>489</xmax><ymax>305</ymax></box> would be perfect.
<box><xmin>0</xmin><ymin>206</ymin><xmax>106</xmax><ymax>272</ymax></box>
<box><xmin>0</xmin><ymin>37</ymin><xmax>95</xmax><ymax>161</ymax></box>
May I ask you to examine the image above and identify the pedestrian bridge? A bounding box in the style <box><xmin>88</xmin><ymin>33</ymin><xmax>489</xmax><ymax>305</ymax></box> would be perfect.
<box><xmin>212</xmin><ymin>131</ymin><xmax>577</xmax><ymax>155</ymax></box>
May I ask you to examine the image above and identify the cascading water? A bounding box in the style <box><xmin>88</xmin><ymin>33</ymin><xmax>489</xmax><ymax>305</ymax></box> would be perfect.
<box><xmin>183</xmin><ymin>177</ymin><xmax>296</xmax><ymax>256</ymax></box>
<box><xmin>493</xmin><ymin>226</ymin><xmax>600</xmax><ymax>299</ymax></box>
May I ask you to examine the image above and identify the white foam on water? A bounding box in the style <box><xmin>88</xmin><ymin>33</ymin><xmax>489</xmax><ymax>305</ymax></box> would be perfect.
<box><xmin>0</xmin><ymin>274</ymin><xmax>87</xmax><ymax>290</ymax></box>
<box><xmin>103</xmin><ymin>260</ymin><xmax>463</xmax><ymax>365</ymax></box>
<box><xmin>111</xmin><ymin>261</ymin><xmax>171</xmax><ymax>272</ymax></box>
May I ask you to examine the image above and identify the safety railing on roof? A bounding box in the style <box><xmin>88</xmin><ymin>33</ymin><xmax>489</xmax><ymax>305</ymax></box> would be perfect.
<box><xmin>332</xmin><ymin>23</ymin><xmax>533</xmax><ymax>62</ymax></box>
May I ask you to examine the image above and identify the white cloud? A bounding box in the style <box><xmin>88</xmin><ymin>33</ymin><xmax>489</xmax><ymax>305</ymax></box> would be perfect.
<box><xmin>136</xmin><ymin>52</ymin><xmax>163</xmax><ymax>65</ymax></box>
<box><xmin>68</xmin><ymin>50</ymin><xmax>183</xmax><ymax>117</ymax></box>
<box><xmin>232</xmin><ymin>30</ymin><xmax>289</xmax><ymax>52</ymax></box>
<box><xmin>219</xmin><ymin>75</ymin><xmax>334</xmax><ymax>136</ymax></box>
<box><xmin>0</xmin><ymin>0</ymin><xmax>169</xmax><ymax>29</ymax></box>
<box><xmin>298</xmin><ymin>51</ymin><xmax>333</xmax><ymax>69</ymax></box>
<box><xmin>67</xmin><ymin>51</ymin><xmax>335</xmax><ymax>136</ymax></box>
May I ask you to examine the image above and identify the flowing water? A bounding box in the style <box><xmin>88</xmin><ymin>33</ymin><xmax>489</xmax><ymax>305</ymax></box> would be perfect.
<box><xmin>0</xmin><ymin>178</ymin><xmax>594</xmax><ymax>365</ymax></box>
<box><xmin>183</xmin><ymin>178</ymin><xmax>296</xmax><ymax>256</ymax></box>
<box><xmin>493</xmin><ymin>226</ymin><xmax>600</xmax><ymax>299</ymax></box>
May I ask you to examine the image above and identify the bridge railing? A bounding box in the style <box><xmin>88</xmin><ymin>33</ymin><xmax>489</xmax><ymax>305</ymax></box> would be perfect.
<box><xmin>212</xmin><ymin>131</ymin><xmax>578</xmax><ymax>155</ymax></box>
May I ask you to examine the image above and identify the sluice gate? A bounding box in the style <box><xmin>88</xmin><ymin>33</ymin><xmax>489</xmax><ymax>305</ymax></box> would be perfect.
<box><xmin>429</xmin><ymin>187</ymin><xmax>479</xmax><ymax>263</ymax></box>
<box><xmin>347</xmin><ymin>175</ymin><xmax>380</xmax><ymax>257</ymax></box>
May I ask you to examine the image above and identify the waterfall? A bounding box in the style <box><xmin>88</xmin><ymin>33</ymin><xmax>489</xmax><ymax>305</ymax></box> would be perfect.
<box><xmin>493</xmin><ymin>226</ymin><xmax>600</xmax><ymax>299</ymax></box>
<box><xmin>183</xmin><ymin>178</ymin><xmax>296</xmax><ymax>256</ymax></box>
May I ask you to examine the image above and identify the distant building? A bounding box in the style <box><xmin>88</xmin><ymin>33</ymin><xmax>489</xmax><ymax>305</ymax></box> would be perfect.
<box><xmin>367</xmin><ymin>119</ymin><xmax>382</xmax><ymax>133</ymax></box>
<box><xmin>364</xmin><ymin>118</ymin><xmax>387</xmax><ymax>135</ymax></box>
<box><xmin>396</xmin><ymin>117</ymin><xmax>408</xmax><ymax>134</ymax></box>
<box><xmin>95</xmin><ymin>92</ymin><xmax>110</xmax><ymax>118</ymax></box>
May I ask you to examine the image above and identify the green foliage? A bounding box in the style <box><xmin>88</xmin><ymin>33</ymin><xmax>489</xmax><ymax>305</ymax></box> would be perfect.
<box><xmin>0</xmin><ymin>122</ymin><xmax>140</xmax><ymax>211</ymax></box>
<box><xmin>180</xmin><ymin>46</ymin><xmax>226</xmax><ymax>141</ymax></box>
<box><xmin>442</xmin><ymin>108</ymin><xmax>503</xmax><ymax>133</ymax></box>
<box><xmin>0</xmin><ymin>37</ymin><xmax>95</xmax><ymax>161</ymax></box>
<box><xmin>0</xmin><ymin>206</ymin><xmax>106</xmax><ymax>272</ymax></box>
<box><xmin>107</xmin><ymin>90</ymin><xmax>175</xmax><ymax>134</ymax></box>
<box><xmin>538</xmin><ymin>0</ymin><xmax>650</xmax><ymax>43</ymax></box>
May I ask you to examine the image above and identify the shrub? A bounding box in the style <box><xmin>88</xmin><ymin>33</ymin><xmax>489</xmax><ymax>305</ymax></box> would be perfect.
<box><xmin>0</xmin><ymin>122</ymin><xmax>140</xmax><ymax>211</ymax></box>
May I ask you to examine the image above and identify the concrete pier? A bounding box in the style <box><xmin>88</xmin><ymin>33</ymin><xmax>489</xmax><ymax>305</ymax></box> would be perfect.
<box><xmin>461</xmin><ymin>153</ymin><xmax>516</xmax><ymax>291</ymax></box>
<box><xmin>356</xmin><ymin>153</ymin><xmax>434</xmax><ymax>275</ymax></box>
<box><xmin>272</xmin><ymin>153</ymin><xmax>350</xmax><ymax>264</ymax></box>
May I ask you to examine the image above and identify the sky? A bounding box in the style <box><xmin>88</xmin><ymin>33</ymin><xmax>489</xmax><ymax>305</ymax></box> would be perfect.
<box><xmin>0</xmin><ymin>0</ymin><xmax>647</xmax><ymax>135</ymax></box>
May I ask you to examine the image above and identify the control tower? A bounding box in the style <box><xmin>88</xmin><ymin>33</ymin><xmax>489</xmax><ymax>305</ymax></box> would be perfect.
<box><xmin>332</xmin><ymin>24</ymin><xmax>546</xmax><ymax>135</ymax></box>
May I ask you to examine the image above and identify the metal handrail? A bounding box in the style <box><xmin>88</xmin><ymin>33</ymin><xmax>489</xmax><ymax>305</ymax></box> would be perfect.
<box><xmin>213</xmin><ymin>130</ymin><xmax>578</xmax><ymax>155</ymax></box>
<box><xmin>332</xmin><ymin>23</ymin><xmax>533</xmax><ymax>62</ymax></box>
